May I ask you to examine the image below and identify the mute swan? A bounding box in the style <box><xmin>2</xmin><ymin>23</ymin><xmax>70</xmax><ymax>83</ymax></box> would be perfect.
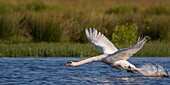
<box><xmin>65</xmin><ymin>28</ymin><xmax>147</xmax><ymax>73</ymax></box>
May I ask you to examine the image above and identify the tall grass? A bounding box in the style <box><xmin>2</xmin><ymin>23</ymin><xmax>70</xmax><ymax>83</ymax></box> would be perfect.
<box><xmin>26</xmin><ymin>1</ymin><xmax>48</xmax><ymax>11</ymax></box>
<box><xmin>0</xmin><ymin>0</ymin><xmax>13</xmax><ymax>13</ymax></box>
<box><xmin>0</xmin><ymin>0</ymin><xmax>169</xmax><ymax>43</ymax></box>
<box><xmin>0</xmin><ymin>43</ymin><xmax>100</xmax><ymax>57</ymax></box>
<box><xmin>145</xmin><ymin>5</ymin><xmax>170</xmax><ymax>15</ymax></box>
<box><xmin>0</xmin><ymin>13</ymin><xmax>20</xmax><ymax>39</ymax></box>
<box><xmin>0</xmin><ymin>0</ymin><xmax>169</xmax><ymax>57</ymax></box>
<box><xmin>24</xmin><ymin>13</ymin><xmax>62</xmax><ymax>42</ymax></box>
<box><xmin>0</xmin><ymin>42</ymin><xmax>169</xmax><ymax>57</ymax></box>
<box><xmin>105</xmin><ymin>5</ymin><xmax>137</xmax><ymax>14</ymax></box>
<box><xmin>135</xmin><ymin>42</ymin><xmax>170</xmax><ymax>57</ymax></box>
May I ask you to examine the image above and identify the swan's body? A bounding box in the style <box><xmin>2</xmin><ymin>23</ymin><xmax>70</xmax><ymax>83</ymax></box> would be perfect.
<box><xmin>65</xmin><ymin>28</ymin><xmax>147</xmax><ymax>73</ymax></box>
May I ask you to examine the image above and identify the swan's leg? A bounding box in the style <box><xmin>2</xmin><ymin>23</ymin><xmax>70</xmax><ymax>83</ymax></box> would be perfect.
<box><xmin>127</xmin><ymin>66</ymin><xmax>140</xmax><ymax>74</ymax></box>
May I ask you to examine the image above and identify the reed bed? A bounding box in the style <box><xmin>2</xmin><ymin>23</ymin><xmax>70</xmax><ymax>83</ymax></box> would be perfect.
<box><xmin>136</xmin><ymin>42</ymin><xmax>170</xmax><ymax>57</ymax></box>
<box><xmin>0</xmin><ymin>43</ymin><xmax>99</xmax><ymax>57</ymax></box>
<box><xmin>0</xmin><ymin>42</ymin><xmax>169</xmax><ymax>57</ymax></box>
<box><xmin>0</xmin><ymin>0</ymin><xmax>169</xmax><ymax>57</ymax></box>
<box><xmin>0</xmin><ymin>0</ymin><xmax>169</xmax><ymax>43</ymax></box>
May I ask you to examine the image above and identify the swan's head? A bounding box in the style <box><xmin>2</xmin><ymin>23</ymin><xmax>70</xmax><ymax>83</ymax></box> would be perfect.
<box><xmin>65</xmin><ymin>61</ymin><xmax>73</xmax><ymax>66</ymax></box>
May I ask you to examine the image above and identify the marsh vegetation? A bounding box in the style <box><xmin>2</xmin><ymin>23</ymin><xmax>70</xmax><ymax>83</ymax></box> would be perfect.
<box><xmin>0</xmin><ymin>0</ymin><xmax>169</xmax><ymax>57</ymax></box>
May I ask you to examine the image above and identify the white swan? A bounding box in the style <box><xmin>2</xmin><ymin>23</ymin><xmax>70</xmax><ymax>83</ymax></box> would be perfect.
<box><xmin>65</xmin><ymin>28</ymin><xmax>148</xmax><ymax>73</ymax></box>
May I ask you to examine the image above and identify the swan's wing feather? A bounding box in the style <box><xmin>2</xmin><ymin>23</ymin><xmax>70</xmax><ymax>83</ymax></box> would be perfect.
<box><xmin>105</xmin><ymin>37</ymin><xmax>148</xmax><ymax>62</ymax></box>
<box><xmin>128</xmin><ymin>36</ymin><xmax>148</xmax><ymax>55</ymax></box>
<box><xmin>85</xmin><ymin>28</ymin><xmax>118</xmax><ymax>54</ymax></box>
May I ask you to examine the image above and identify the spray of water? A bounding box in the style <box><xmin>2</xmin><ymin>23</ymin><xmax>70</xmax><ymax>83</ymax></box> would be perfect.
<box><xmin>139</xmin><ymin>64</ymin><xmax>170</xmax><ymax>77</ymax></box>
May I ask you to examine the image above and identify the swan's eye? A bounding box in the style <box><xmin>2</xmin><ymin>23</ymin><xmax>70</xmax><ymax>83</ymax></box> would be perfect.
<box><xmin>67</xmin><ymin>61</ymin><xmax>72</xmax><ymax>64</ymax></box>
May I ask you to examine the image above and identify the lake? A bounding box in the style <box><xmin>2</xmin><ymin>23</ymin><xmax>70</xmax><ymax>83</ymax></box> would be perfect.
<box><xmin>0</xmin><ymin>57</ymin><xmax>170</xmax><ymax>85</ymax></box>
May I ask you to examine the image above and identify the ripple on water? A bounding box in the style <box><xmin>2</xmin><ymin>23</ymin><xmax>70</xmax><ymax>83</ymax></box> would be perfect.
<box><xmin>0</xmin><ymin>57</ymin><xmax>170</xmax><ymax>85</ymax></box>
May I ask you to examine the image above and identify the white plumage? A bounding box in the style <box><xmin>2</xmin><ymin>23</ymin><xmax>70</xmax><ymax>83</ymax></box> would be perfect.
<box><xmin>65</xmin><ymin>28</ymin><xmax>148</xmax><ymax>73</ymax></box>
<box><xmin>85</xmin><ymin>28</ymin><xmax>118</xmax><ymax>54</ymax></box>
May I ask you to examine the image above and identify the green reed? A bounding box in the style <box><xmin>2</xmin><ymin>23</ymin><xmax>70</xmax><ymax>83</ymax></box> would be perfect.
<box><xmin>0</xmin><ymin>13</ymin><xmax>20</xmax><ymax>39</ymax></box>
<box><xmin>0</xmin><ymin>43</ymin><xmax>100</xmax><ymax>57</ymax></box>
<box><xmin>0</xmin><ymin>0</ymin><xmax>169</xmax><ymax>57</ymax></box>
<box><xmin>0</xmin><ymin>42</ymin><xmax>169</xmax><ymax>57</ymax></box>
<box><xmin>135</xmin><ymin>42</ymin><xmax>170</xmax><ymax>57</ymax></box>
<box><xmin>0</xmin><ymin>0</ymin><xmax>169</xmax><ymax>43</ymax></box>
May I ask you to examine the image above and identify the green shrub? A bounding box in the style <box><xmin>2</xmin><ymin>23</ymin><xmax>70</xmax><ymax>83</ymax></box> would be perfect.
<box><xmin>0</xmin><ymin>0</ymin><xmax>169</xmax><ymax>43</ymax></box>
<box><xmin>112</xmin><ymin>24</ymin><xmax>137</xmax><ymax>44</ymax></box>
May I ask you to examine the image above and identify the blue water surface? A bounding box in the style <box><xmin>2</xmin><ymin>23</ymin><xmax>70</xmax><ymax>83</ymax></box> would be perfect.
<box><xmin>0</xmin><ymin>57</ymin><xmax>170</xmax><ymax>85</ymax></box>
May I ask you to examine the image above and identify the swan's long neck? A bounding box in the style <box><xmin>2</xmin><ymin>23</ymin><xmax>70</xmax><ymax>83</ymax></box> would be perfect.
<box><xmin>72</xmin><ymin>54</ymin><xmax>108</xmax><ymax>66</ymax></box>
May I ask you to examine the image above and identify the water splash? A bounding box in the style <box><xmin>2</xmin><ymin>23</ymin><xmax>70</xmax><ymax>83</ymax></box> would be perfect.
<box><xmin>139</xmin><ymin>64</ymin><xmax>170</xmax><ymax>77</ymax></box>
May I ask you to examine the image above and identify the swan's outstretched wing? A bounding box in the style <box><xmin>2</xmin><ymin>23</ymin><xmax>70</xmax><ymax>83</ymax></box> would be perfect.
<box><xmin>104</xmin><ymin>37</ymin><xmax>148</xmax><ymax>62</ymax></box>
<box><xmin>85</xmin><ymin>28</ymin><xmax>118</xmax><ymax>54</ymax></box>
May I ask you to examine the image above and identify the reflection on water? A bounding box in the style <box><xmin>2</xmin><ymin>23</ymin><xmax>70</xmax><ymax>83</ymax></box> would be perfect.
<box><xmin>115</xmin><ymin>77</ymin><xmax>135</xmax><ymax>81</ymax></box>
<box><xmin>72</xmin><ymin>76</ymin><xmax>137</xmax><ymax>83</ymax></box>
<box><xmin>0</xmin><ymin>57</ymin><xmax>170</xmax><ymax>85</ymax></box>
<box><xmin>71</xmin><ymin>76</ymin><xmax>110</xmax><ymax>83</ymax></box>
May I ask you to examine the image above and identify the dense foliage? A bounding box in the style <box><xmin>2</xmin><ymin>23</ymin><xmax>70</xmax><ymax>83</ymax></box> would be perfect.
<box><xmin>112</xmin><ymin>24</ymin><xmax>137</xmax><ymax>44</ymax></box>
<box><xmin>0</xmin><ymin>0</ymin><xmax>169</xmax><ymax>43</ymax></box>
<box><xmin>0</xmin><ymin>0</ymin><xmax>169</xmax><ymax>57</ymax></box>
